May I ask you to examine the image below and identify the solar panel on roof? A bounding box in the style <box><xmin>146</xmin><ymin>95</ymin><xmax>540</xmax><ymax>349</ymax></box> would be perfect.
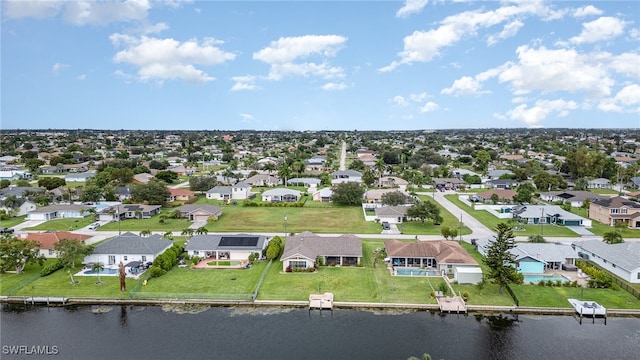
<box><xmin>219</xmin><ymin>236</ymin><xmax>259</xmax><ymax>247</ymax></box>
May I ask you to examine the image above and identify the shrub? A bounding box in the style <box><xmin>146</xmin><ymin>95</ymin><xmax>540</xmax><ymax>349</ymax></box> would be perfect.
<box><xmin>40</xmin><ymin>260</ymin><xmax>63</xmax><ymax>276</ymax></box>
<box><xmin>190</xmin><ymin>256</ymin><xmax>201</xmax><ymax>267</ymax></box>
<box><xmin>437</xmin><ymin>282</ymin><xmax>448</xmax><ymax>296</ymax></box>
<box><xmin>462</xmin><ymin>291</ymin><xmax>470</xmax><ymax>300</ymax></box>
<box><xmin>537</xmin><ymin>280</ymin><xmax>546</xmax><ymax>286</ymax></box>
<box><xmin>148</xmin><ymin>266</ymin><xmax>166</xmax><ymax>278</ymax></box>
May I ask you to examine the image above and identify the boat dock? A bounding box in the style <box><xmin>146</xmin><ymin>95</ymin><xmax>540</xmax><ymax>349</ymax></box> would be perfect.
<box><xmin>24</xmin><ymin>297</ymin><xmax>68</xmax><ymax>306</ymax></box>
<box><xmin>309</xmin><ymin>293</ymin><xmax>334</xmax><ymax>313</ymax></box>
<box><xmin>568</xmin><ymin>298</ymin><xmax>607</xmax><ymax>324</ymax></box>
<box><xmin>437</xmin><ymin>296</ymin><xmax>467</xmax><ymax>314</ymax></box>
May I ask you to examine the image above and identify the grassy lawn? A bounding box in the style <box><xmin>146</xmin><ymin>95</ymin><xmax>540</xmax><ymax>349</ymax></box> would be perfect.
<box><xmin>12</xmin><ymin>268</ymin><xmax>139</xmax><ymax>298</ymax></box>
<box><xmin>445</xmin><ymin>194</ymin><xmax>577</xmax><ymax>236</ymax></box>
<box><xmin>511</xmin><ymin>284</ymin><xmax>640</xmax><ymax>309</ymax></box>
<box><xmin>398</xmin><ymin>195</ymin><xmax>472</xmax><ymax>236</ymax></box>
<box><xmin>0</xmin><ymin>215</ymin><xmax>27</xmax><ymax>229</ymax></box>
<box><xmin>26</xmin><ymin>216</ymin><xmax>94</xmax><ymax>231</ymax></box>
<box><xmin>98</xmin><ymin>210</ymin><xmax>192</xmax><ymax>232</ymax></box>
<box><xmin>590</xmin><ymin>189</ymin><xmax>621</xmax><ymax>195</ymax></box>
<box><xmin>138</xmin><ymin>261</ymin><xmax>268</xmax><ymax>298</ymax></box>
<box><xmin>0</xmin><ymin>260</ymin><xmax>52</xmax><ymax>295</ymax></box>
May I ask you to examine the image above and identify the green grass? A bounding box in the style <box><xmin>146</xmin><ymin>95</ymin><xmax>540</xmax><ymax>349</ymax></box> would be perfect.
<box><xmin>445</xmin><ymin>194</ymin><xmax>577</xmax><ymax>236</ymax></box>
<box><xmin>206</xmin><ymin>260</ymin><xmax>241</xmax><ymax>266</ymax></box>
<box><xmin>0</xmin><ymin>259</ymin><xmax>52</xmax><ymax>295</ymax></box>
<box><xmin>570</xmin><ymin>208</ymin><xmax>640</xmax><ymax>238</ymax></box>
<box><xmin>590</xmin><ymin>188</ymin><xmax>621</xmax><ymax>195</ymax></box>
<box><xmin>140</xmin><ymin>261</ymin><xmax>268</xmax><ymax>297</ymax></box>
<box><xmin>0</xmin><ymin>215</ymin><xmax>27</xmax><ymax>229</ymax></box>
<box><xmin>12</xmin><ymin>267</ymin><xmax>139</xmax><ymax>298</ymax></box>
<box><xmin>26</xmin><ymin>216</ymin><xmax>94</xmax><ymax>231</ymax></box>
<box><xmin>511</xmin><ymin>284</ymin><xmax>640</xmax><ymax>309</ymax></box>
<box><xmin>98</xmin><ymin>209</ymin><xmax>192</xmax><ymax>232</ymax></box>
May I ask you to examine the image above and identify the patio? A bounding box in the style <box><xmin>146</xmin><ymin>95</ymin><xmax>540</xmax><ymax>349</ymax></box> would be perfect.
<box><xmin>192</xmin><ymin>257</ymin><xmax>249</xmax><ymax>269</ymax></box>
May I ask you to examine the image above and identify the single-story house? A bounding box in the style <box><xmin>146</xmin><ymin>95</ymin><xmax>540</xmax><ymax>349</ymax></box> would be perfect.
<box><xmin>0</xmin><ymin>186</ymin><xmax>45</xmax><ymax>199</ymax></box>
<box><xmin>384</xmin><ymin>240</ymin><xmax>480</xmax><ymax>279</ymax></box>
<box><xmin>573</xmin><ymin>240</ymin><xmax>640</xmax><ymax>284</ymax></box>
<box><xmin>287</xmin><ymin>177</ymin><xmax>322</xmax><ymax>187</ymax></box>
<box><xmin>97</xmin><ymin>204</ymin><xmax>162</xmax><ymax>221</ymax></box>
<box><xmin>27</xmin><ymin>204</ymin><xmax>91</xmax><ymax>221</ymax></box>
<box><xmin>176</xmin><ymin>204</ymin><xmax>223</xmax><ymax>222</ymax></box>
<box><xmin>305</xmin><ymin>157</ymin><xmax>326</xmax><ymax>172</ymax></box>
<box><xmin>245</xmin><ymin>174</ymin><xmax>279</xmax><ymax>187</ymax></box>
<box><xmin>0</xmin><ymin>198</ymin><xmax>37</xmax><ymax>217</ymax></box>
<box><xmin>487</xmin><ymin>169</ymin><xmax>514</xmax><ymax>180</ymax></box>
<box><xmin>475</xmin><ymin>189</ymin><xmax>516</xmax><ymax>203</ymax></box>
<box><xmin>262</xmin><ymin>188</ymin><xmax>301</xmax><ymax>203</ymax></box>
<box><xmin>167</xmin><ymin>189</ymin><xmax>196</xmax><ymax>202</ymax></box>
<box><xmin>375</xmin><ymin>205</ymin><xmax>409</xmax><ymax>224</ymax></box>
<box><xmin>185</xmin><ymin>234</ymin><xmax>268</xmax><ymax>261</ymax></box>
<box><xmin>540</xmin><ymin>191</ymin><xmax>606</xmax><ymax>208</ymax></box>
<box><xmin>20</xmin><ymin>231</ymin><xmax>92</xmax><ymax>258</ymax></box>
<box><xmin>511</xmin><ymin>205</ymin><xmax>588</xmax><ymax>226</ymax></box>
<box><xmin>132</xmin><ymin>173</ymin><xmax>154</xmax><ymax>184</ymax></box>
<box><xmin>588</xmin><ymin>178</ymin><xmax>612</xmax><ymax>189</ymax></box>
<box><xmin>364</xmin><ymin>189</ymin><xmax>410</xmax><ymax>205</ymax></box>
<box><xmin>281</xmin><ymin>231</ymin><xmax>362</xmax><ymax>271</ymax></box>
<box><xmin>589</xmin><ymin>196</ymin><xmax>640</xmax><ymax>228</ymax></box>
<box><xmin>331</xmin><ymin>170</ymin><xmax>362</xmax><ymax>185</ymax></box>
<box><xmin>434</xmin><ymin>178</ymin><xmax>466</xmax><ymax>191</ymax></box>
<box><xmin>65</xmin><ymin>170</ymin><xmax>97</xmax><ymax>183</ymax></box>
<box><xmin>83</xmin><ymin>232</ymin><xmax>172</xmax><ymax>267</ymax></box>
<box><xmin>312</xmin><ymin>187</ymin><xmax>333</xmax><ymax>202</ymax></box>
<box><xmin>486</xmin><ymin>179</ymin><xmax>520</xmax><ymax>190</ymax></box>
<box><xmin>0</xmin><ymin>170</ymin><xmax>29</xmax><ymax>181</ymax></box>
<box><xmin>476</xmin><ymin>238</ymin><xmax>579</xmax><ymax>274</ymax></box>
<box><xmin>377</xmin><ymin>176</ymin><xmax>409</xmax><ymax>189</ymax></box>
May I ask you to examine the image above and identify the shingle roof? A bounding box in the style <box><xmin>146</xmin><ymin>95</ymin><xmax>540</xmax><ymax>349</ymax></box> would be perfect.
<box><xmin>30</xmin><ymin>204</ymin><xmax>90</xmax><ymax>213</ymax></box>
<box><xmin>281</xmin><ymin>231</ymin><xmax>362</xmax><ymax>260</ymax></box>
<box><xmin>24</xmin><ymin>231</ymin><xmax>92</xmax><ymax>249</ymax></box>
<box><xmin>207</xmin><ymin>186</ymin><xmax>232</xmax><ymax>195</ymax></box>
<box><xmin>375</xmin><ymin>205</ymin><xmax>409</xmax><ymax>217</ymax></box>
<box><xmin>591</xmin><ymin>196</ymin><xmax>640</xmax><ymax>209</ymax></box>
<box><xmin>574</xmin><ymin>240</ymin><xmax>640</xmax><ymax>272</ymax></box>
<box><xmin>177</xmin><ymin>204</ymin><xmax>222</xmax><ymax>215</ymax></box>
<box><xmin>185</xmin><ymin>234</ymin><xmax>267</xmax><ymax>251</ymax></box>
<box><xmin>92</xmin><ymin>232</ymin><xmax>172</xmax><ymax>255</ymax></box>
<box><xmin>511</xmin><ymin>242</ymin><xmax>578</xmax><ymax>263</ymax></box>
<box><xmin>384</xmin><ymin>240</ymin><xmax>477</xmax><ymax>265</ymax></box>
<box><xmin>262</xmin><ymin>188</ymin><xmax>301</xmax><ymax>196</ymax></box>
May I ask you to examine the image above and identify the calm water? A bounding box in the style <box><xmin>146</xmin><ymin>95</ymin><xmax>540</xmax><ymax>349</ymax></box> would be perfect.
<box><xmin>1</xmin><ymin>304</ymin><xmax>639</xmax><ymax>360</ymax></box>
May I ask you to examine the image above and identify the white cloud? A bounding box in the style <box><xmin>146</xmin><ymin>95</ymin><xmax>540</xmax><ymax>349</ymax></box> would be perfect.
<box><xmin>573</xmin><ymin>5</ymin><xmax>603</xmax><ymax>18</ymax></box>
<box><xmin>63</xmin><ymin>0</ymin><xmax>151</xmax><ymax>26</ymax></box>
<box><xmin>487</xmin><ymin>20</ymin><xmax>524</xmax><ymax>46</ymax></box>
<box><xmin>76</xmin><ymin>74</ymin><xmax>86</xmax><ymax>81</ymax></box>
<box><xmin>231</xmin><ymin>75</ymin><xmax>260</xmax><ymax>91</ymax></box>
<box><xmin>420</xmin><ymin>101</ymin><xmax>439</xmax><ymax>113</ymax></box>
<box><xmin>110</xmin><ymin>34</ymin><xmax>236</xmax><ymax>83</ymax></box>
<box><xmin>609</xmin><ymin>52</ymin><xmax>640</xmax><ymax>78</ymax></box>
<box><xmin>391</xmin><ymin>96</ymin><xmax>410</xmax><ymax>107</ymax></box>
<box><xmin>441</xmin><ymin>76</ymin><xmax>483</xmax><ymax>96</ymax></box>
<box><xmin>253</xmin><ymin>35</ymin><xmax>347</xmax><ymax>81</ymax></box>
<box><xmin>497</xmin><ymin>45</ymin><xmax>614</xmax><ymax>98</ymax></box>
<box><xmin>598</xmin><ymin>84</ymin><xmax>640</xmax><ymax>112</ymax></box>
<box><xmin>3</xmin><ymin>0</ymin><xmax>63</xmax><ymax>19</ymax></box>
<box><xmin>504</xmin><ymin>99</ymin><xmax>578</xmax><ymax>127</ymax></box>
<box><xmin>410</xmin><ymin>92</ymin><xmax>430</xmax><ymax>102</ymax></box>
<box><xmin>322</xmin><ymin>82</ymin><xmax>348</xmax><ymax>90</ymax></box>
<box><xmin>52</xmin><ymin>62</ymin><xmax>69</xmax><ymax>74</ymax></box>
<box><xmin>396</xmin><ymin>0</ymin><xmax>428</xmax><ymax>18</ymax></box>
<box><xmin>381</xmin><ymin>1</ymin><xmax>557</xmax><ymax>71</ymax></box>
<box><xmin>240</xmin><ymin>113</ymin><xmax>257</xmax><ymax>123</ymax></box>
<box><xmin>570</xmin><ymin>16</ymin><xmax>626</xmax><ymax>44</ymax></box>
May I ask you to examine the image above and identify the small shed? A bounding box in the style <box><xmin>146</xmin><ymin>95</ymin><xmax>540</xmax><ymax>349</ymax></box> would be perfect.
<box><xmin>454</xmin><ymin>267</ymin><xmax>483</xmax><ymax>285</ymax></box>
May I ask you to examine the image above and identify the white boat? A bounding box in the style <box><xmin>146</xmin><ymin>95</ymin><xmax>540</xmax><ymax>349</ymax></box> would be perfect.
<box><xmin>567</xmin><ymin>298</ymin><xmax>607</xmax><ymax>316</ymax></box>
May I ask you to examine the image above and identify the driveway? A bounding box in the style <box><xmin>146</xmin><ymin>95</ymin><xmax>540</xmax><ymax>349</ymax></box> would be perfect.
<box><xmin>566</xmin><ymin>226</ymin><xmax>596</xmax><ymax>237</ymax></box>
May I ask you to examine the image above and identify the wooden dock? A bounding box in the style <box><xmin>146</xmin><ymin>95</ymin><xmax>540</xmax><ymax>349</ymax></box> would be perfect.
<box><xmin>437</xmin><ymin>296</ymin><xmax>467</xmax><ymax>314</ymax></box>
<box><xmin>309</xmin><ymin>293</ymin><xmax>334</xmax><ymax>312</ymax></box>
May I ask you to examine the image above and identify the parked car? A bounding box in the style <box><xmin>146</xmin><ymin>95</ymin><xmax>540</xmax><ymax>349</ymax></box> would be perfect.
<box><xmin>382</xmin><ymin>221</ymin><xmax>390</xmax><ymax>230</ymax></box>
<box><xmin>0</xmin><ymin>227</ymin><xmax>14</xmax><ymax>234</ymax></box>
<box><xmin>88</xmin><ymin>222</ymin><xmax>100</xmax><ymax>230</ymax></box>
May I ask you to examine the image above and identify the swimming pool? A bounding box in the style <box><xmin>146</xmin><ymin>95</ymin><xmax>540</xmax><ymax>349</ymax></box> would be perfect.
<box><xmin>81</xmin><ymin>268</ymin><xmax>119</xmax><ymax>275</ymax></box>
<box><xmin>394</xmin><ymin>267</ymin><xmax>438</xmax><ymax>276</ymax></box>
<box><xmin>523</xmin><ymin>274</ymin><xmax>570</xmax><ymax>284</ymax></box>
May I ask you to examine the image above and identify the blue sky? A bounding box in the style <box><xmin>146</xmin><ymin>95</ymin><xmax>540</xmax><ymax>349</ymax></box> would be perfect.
<box><xmin>2</xmin><ymin>0</ymin><xmax>639</xmax><ymax>131</ymax></box>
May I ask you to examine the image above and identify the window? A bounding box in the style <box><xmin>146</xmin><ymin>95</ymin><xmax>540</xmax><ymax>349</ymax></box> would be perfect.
<box><xmin>48</xmin><ymin>249</ymin><xmax>55</xmax><ymax>256</ymax></box>
<box><xmin>142</xmin><ymin>256</ymin><xmax>146</xmax><ymax>262</ymax></box>
<box><xmin>290</xmin><ymin>261</ymin><xmax>306</xmax><ymax>269</ymax></box>
<box><xmin>637</xmin><ymin>273</ymin><xmax>640</xmax><ymax>280</ymax></box>
<box><xmin>610</xmin><ymin>208</ymin><xmax>619</xmax><ymax>214</ymax></box>
<box><xmin>193</xmin><ymin>251</ymin><xmax>199</xmax><ymax>255</ymax></box>
<box><xmin>124</xmin><ymin>256</ymin><xmax>128</xmax><ymax>261</ymax></box>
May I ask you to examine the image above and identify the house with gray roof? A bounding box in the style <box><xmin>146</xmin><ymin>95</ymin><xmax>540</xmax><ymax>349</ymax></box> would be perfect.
<box><xmin>281</xmin><ymin>231</ymin><xmax>362</xmax><ymax>271</ymax></box>
<box><xmin>206</xmin><ymin>182</ymin><xmax>251</xmax><ymax>201</ymax></box>
<box><xmin>185</xmin><ymin>234</ymin><xmax>268</xmax><ymax>261</ymax></box>
<box><xmin>261</xmin><ymin>188</ymin><xmax>301</xmax><ymax>203</ymax></box>
<box><xmin>375</xmin><ymin>205</ymin><xmax>409</xmax><ymax>224</ymax></box>
<box><xmin>476</xmin><ymin>238</ymin><xmax>578</xmax><ymax>274</ymax></box>
<box><xmin>287</xmin><ymin>177</ymin><xmax>322</xmax><ymax>187</ymax></box>
<box><xmin>65</xmin><ymin>170</ymin><xmax>97</xmax><ymax>183</ymax></box>
<box><xmin>511</xmin><ymin>204</ymin><xmax>588</xmax><ymax>226</ymax></box>
<box><xmin>573</xmin><ymin>240</ymin><xmax>640</xmax><ymax>284</ymax></box>
<box><xmin>27</xmin><ymin>204</ymin><xmax>91</xmax><ymax>221</ymax></box>
<box><xmin>176</xmin><ymin>204</ymin><xmax>223</xmax><ymax>222</ymax></box>
<box><xmin>331</xmin><ymin>170</ymin><xmax>362</xmax><ymax>185</ymax></box>
<box><xmin>312</xmin><ymin>187</ymin><xmax>333</xmax><ymax>202</ymax></box>
<box><xmin>540</xmin><ymin>191</ymin><xmax>606</xmax><ymax>208</ymax></box>
<box><xmin>245</xmin><ymin>174</ymin><xmax>279</xmax><ymax>187</ymax></box>
<box><xmin>83</xmin><ymin>232</ymin><xmax>172</xmax><ymax>267</ymax></box>
<box><xmin>588</xmin><ymin>178</ymin><xmax>611</xmax><ymax>189</ymax></box>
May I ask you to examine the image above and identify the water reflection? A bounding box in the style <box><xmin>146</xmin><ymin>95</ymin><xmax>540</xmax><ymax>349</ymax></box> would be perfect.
<box><xmin>120</xmin><ymin>305</ymin><xmax>128</xmax><ymax>328</ymax></box>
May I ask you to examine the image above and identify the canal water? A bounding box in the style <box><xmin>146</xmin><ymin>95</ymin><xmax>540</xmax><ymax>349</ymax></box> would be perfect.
<box><xmin>1</xmin><ymin>304</ymin><xmax>639</xmax><ymax>360</ymax></box>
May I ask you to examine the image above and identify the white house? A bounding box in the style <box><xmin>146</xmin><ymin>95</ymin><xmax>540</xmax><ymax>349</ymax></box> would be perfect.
<box><xmin>206</xmin><ymin>182</ymin><xmax>251</xmax><ymax>201</ymax></box>
<box><xmin>0</xmin><ymin>199</ymin><xmax>37</xmax><ymax>217</ymax></box>
<box><xmin>27</xmin><ymin>204</ymin><xmax>91</xmax><ymax>221</ymax></box>
<box><xmin>262</xmin><ymin>188</ymin><xmax>301</xmax><ymax>202</ymax></box>
<box><xmin>65</xmin><ymin>170</ymin><xmax>97</xmax><ymax>183</ymax></box>
<box><xmin>83</xmin><ymin>232</ymin><xmax>172</xmax><ymax>267</ymax></box>
<box><xmin>185</xmin><ymin>234</ymin><xmax>268</xmax><ymax>261</ymax></box>
<box><xmin>588</xmin><ymin>178</ymin><xmax>611</xmax><ymax>189</ymax></box>
<box><xmin>573</xmin><ymin>240</ymin><xmax>640</xmax><ymax>284</ymax></box>
<box><xmin>312</xmin><ymin>187</ymin><xmax>333</xmax><ymax>202</ymax></box>
<box><xmin>331</xmin><ymin>170</ymin><xmax>362</xmax><ymax>185</ymax></box>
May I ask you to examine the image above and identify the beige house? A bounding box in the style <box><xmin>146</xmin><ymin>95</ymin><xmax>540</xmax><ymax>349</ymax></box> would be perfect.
<box><xmin>281</xmin><ymin>231</ymin><xmax>362</xmax><ymax>271</ymax></box>
<box><xmin>589</xmin><ymin>196</ymin><xmax>640</xmax><ymax>228</ymax></box>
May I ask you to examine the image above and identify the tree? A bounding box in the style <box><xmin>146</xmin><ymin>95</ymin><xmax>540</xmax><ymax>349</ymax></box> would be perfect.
<box><xmin>440</xmin><ymin>226</ymin><xmax>451</xmax><ymax>240</ymax></box>
<box><xmin>381</xmin><ymin>191</ymin><xmax>407</xmax><ymax>206</ymax></box>
<box><xmin>38</xmin><ymin>177</ymin><xmax>66</xmax><ymax>190</ymax></box>
<box><xmin>528</xmin><ymin>234</ymin><xmax>546</xmax><ymax>243</ymax></box>
<box><xmin>490</xmin><ymin>193</ymin><xmax>499</xmax><ymax>204</ymax></box>
<box><xmin>54</xmin><ymin>238</ymin><xmax>94</xmax><ymax>284</ymax></box>
<box><xmin>374</xmin><ymin>159</ymin><xmax>386</xmax><ymax>187</ymax></box>
<box><xmin>140</xmin><ymin>229</ymin><xmax>152</xmax><ymax>237</ymax></box>
<box><xmin>155</xmin><ymin>170</ymin><xmax>179</xmax><ymax>184</ymax></box>
<box><xmin>131</xmin><ymin>180</ymin><xmax>170</xmax><ymax>205</ymax></box>
<box><xmin>348</xmin><ymin>159</ymin><xmax>366</xmax><ymax>172</ymax></box>
<box><xmin>406</xmin><ymin>199</ymin><xmax>442</xmax><ymax>225</ymax></box>
<box><xmin>514</xmin><ymin>182</ymin><xmax>535</xmax><ymax>204</ymax></box>
<box><xmin>181</xmin><ymin>228</ymin><xmax>195</xmax><ymax>237</ymax></box>
<box><xmin>483</xmin><ymin>223</ymin><xmax>523</xmax><ymax>293</ymax></box>
<box><xmin>265</xmin><ymin>236</ymin><xmax>283</xmax><ymax>260</ymax></box>
<box><xmin>189</xmin><ymin>176</ymin><xmax>217</xmax><ymax>192</ymax></box>
<box><xmin>0</xmin><ymin>237</ymin><xmax>43</xmax><ymax>273</ymax></box>
<box><xmin>331</xmin><ymin>182</ymin><xmax>365</xmax><ymax>206</ymax></box>
<box><xmin>603</xmin><ymin>231</ymin><xmax>623</xmax><ymax>244</ymax></box>
<box><xmin>195</xmin><ymin>226</ymin><xmax>208</xmax><ymax>235</ymax></box>
<box><xmin>92</xmin><ymin>262</ymin><xmax>105</xmax><ymax>285</ymax></box>
<box><xmin>361</xmin><ymin>168</ymin><xmax>376</xmax><ymax>188</ymax></box>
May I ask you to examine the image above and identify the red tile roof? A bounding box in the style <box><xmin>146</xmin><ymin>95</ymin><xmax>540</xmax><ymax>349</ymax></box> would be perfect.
<box><xmin>23</xmin><ymin>231</ymin><xmax>92</xmax><ymax>249</ymax></box>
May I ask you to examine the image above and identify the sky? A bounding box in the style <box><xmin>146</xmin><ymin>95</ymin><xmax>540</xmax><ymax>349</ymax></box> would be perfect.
<box><xmin>2</xmin><ymin>0</ymin><xmax>639</xmax><ymax>131</ymax></box>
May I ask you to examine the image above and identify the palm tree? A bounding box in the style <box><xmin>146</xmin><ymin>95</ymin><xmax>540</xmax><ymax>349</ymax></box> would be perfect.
<box><xmin>374</xmin><ymin>159</ymin><xmax>386</xmax><ymax>187</ymax></box>
<box><xmin>195</xmin><ymin>226</ymin><xmax>208</xmax><ymax>235</ymax></box>
<box><xmin>158</xmin><ymin>215</ymin><xmax>168</xmax><ymax>224</ymax></box>
<box><xmin>181</xmin><ymin>228</ymin><xmax>195</xmax><ymax>237</ymax></box>
<box><xmin>92</xmin><ymin>262</ymin><xmax>104</xmax><ymax>285</ymax></box>
<box><xmin>169</xmin><ymin>209</ymin><xmax>181</xmax><ymax>219</ymax></box>
<box><xmin>139</xmin><ymin>229</ymin><xmax>152</xmax><ymax>237</ymax></box>
<box><xmin>163</xmin><ymin>231</ymin><xmax>173</xmax><ymax>240</ymax></box>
